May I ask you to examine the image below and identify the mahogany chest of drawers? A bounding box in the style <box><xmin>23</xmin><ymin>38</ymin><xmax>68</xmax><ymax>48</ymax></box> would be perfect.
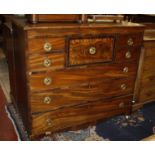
<box><xmin>10</xmin><ymin>18</ymin><xmax>144</xmax><ymax>139</ymax></box>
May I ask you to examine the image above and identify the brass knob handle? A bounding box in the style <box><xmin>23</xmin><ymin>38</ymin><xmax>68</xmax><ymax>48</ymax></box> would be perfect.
<box><xmin>127</xmin><ymin>38</ymin><xmax>134</xmax><ymax>46</ymax></box>
<box><xmin>46</xmin><ymin>119</ymin><xmax>52</xmax><ymax>126</ymax></box>
<box><xmin>123</xmin><ymin>67</ymin><xmax>129</xmax><ymax>73</ymax></box>
<box><xmin>121</xmin><ymin>84</ymin><xmax>126</xmax><ymax>90</ymax></box>
<box><xmin>125</xmin><ymin>51</ymin><xmax>131</xmax><ymax>59</ymax></box>
<box><xmin>119</xmin><ymin>102</ymin><xmax>125</xmax><ymax>108</ymax></box>
<box><xmin>43</xmin><ymin>58</ymin><xmax>52</xmax><ymax>67</ymax></box>
<box><xmin>43</xmin><ymin>96</ymin><xmax>52</xmax><ymax>104</ymax></box>
<box><xmin>89</xmin><ymin>47</ymin><xmax>96</xmax><ymax>55</ymax></box>
<box><xmin>44</xmin><ymin>42</ymin><xmax>52</xmax><ymax>52</ymax></box>
<box><xmin>44</xmin><ymin>77</ymin><xmax>52</xmax><ymax>85</ymax></box>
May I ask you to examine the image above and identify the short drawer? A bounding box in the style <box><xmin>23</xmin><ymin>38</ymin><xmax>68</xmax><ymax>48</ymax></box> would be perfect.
<box><xmin>115</xmin><ymin>46</ymin><xmax>141</xmax><ymax>62</ymax></box>
<box><xmin>29</xmin><ymin>77</ymin><xmax>135</xmax><ymax>113</ymax></box>
<box><xmin>27</xmin><ymin>38</ymin><xmax>65</xmax><ymax>54</ymax></box>
<box><xmin>67</xmin><ymin>36</ymin><xmax>115</xmax><ymax>66</ymax></box>
<box><xmin>27</xmin><ymin>53</ymin><xmax>65</xmax><ymax>72</ymax></box>
<box><xmin>116</xmin><ymin>33</ymin><xmax>143</xmax><ymax>49</ymax></box>
<box><xmin>31</xmin><ymin>95</ymin><xmax>132</xmax><ymax>136</ymax></box>
<box><xmin>28</xmin><ymin>62</ymin><xmax>138</xmax><ymax>92</ymax></box>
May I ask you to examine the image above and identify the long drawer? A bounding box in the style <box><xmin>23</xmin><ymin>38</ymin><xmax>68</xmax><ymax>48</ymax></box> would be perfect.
<box><xmin>31</xmin><ymin>95</ymin><xmax>132</xmax><ymax>136</ymax></box>
<box><xmin>27</xmin><ymin>62</ymin><xmax>138</xmax><ymax>92</ymax></box>
<box><xmin>29</xmin><ymin>77</ymin><xmax>135</xmax><ymax>113</ymax></box>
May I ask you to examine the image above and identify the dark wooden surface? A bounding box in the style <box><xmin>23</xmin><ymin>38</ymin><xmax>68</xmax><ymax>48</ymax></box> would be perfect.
<box><xmin>26</xmin><ymin>14</ymin><xmax>85</xmax><ymax>24</ymax></box>
<box><xmin>9</xmin><ymin>15</ymin><xmax>145</xmax><ymax>139</ymax></box>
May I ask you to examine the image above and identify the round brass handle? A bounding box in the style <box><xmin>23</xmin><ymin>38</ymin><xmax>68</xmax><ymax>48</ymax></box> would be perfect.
<box><xmin>43</xmin><ymin>58</ymin><xmax>52</xmax><ymax>67</ymax></box>
<box><xmin>119</xmin><ymin>102</ymin><xmax>125</xmax><ymax>108</ymax></box>
<box><xmin>44</xmin><ymin>77</ymin><xmax>52</xmax><ymax>85</ymax></box>
<box><xmin>127</xmin><ymin>38</ymin><xmax>134</xmax><ymax>46</ymax></box>
<box><xmin>121</xmin><ymin>84</ymin><xmax>126</xmax><ymax>90</ymax></box>
<box><xmin>89</xmin><ymin>47</ymin><xmax>96</xmax><ymax>55</ymax></box>
<box><xmin>44</xmin><ymin>42</ymin><xmax>52</xmax><ymax>52</ymax></box>
<box><xmin>43</xmin><ymin>96</ymin><xmax>52</xmax><ymax>104</ymax></box>
<box><xmin>123</xmin><ymin>67</ymin><xmax>129</xmax><ymax>73</ymax></box>
<box><xmin>125</xmin><ymin>51</ymin><xmax>131</xmax><ymax>59</ymax></box>
<box><xmin>46</xmin><ymin>119</ymin><xmax>52</xmax><ymax>126</ymax></box>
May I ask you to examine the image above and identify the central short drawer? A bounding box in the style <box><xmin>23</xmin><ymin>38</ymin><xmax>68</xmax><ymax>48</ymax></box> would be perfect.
<box><xmin>67</xmin><ymin>36</ymin><xmax>115</xmax><ymax>66</ymax></box>
<box><xmin>31</xmin><ymin>95</ymin><xmax>132</xmax><ymax>136</ymax></box>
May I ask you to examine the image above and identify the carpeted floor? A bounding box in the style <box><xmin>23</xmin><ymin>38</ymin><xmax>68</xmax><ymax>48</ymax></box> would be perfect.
<box><xmin>6</xmin><ymin>102</ymin><xmax>155</xmax><ymax>141</ymax></box>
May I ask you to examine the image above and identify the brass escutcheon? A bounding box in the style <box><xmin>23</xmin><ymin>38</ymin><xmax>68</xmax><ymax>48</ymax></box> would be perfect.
<box><xmin>123</xmin><ymin>67</ymin><xmax>129</xmax><ymax>73</ymax></box>
<box><xmin>119</xmin><ymin>102</ymin><xmax>125</xmax><ymax>108</ymax></box>
<box><xmin>125</xmin><ymin>51</ymin><xmax>131</xmax><ymax>59</ymax></box>
<box><xmin>46</xmin><ymin>119</ymin><xmax>52</xmax><ymax>126</ymax></box>
<box><xmin>121</xmin><ymin>84</ymin><xmax>126</xmax><ymax>90</ymax></box>
<box><xmin>43</xmin><ymin>58</ymin><xmax>52</xmax><ymax>67</ymax></box>
<box><xmin>89</xmin><ymin>47</ymin><xmax>96</xmax><ymax>55</ymax></box>
<box><xmin>44</xmin><ymin>77</ymin><xmax>52</xmax><ymax>85</ymax></box>
<box><xmin>43</xmin><ymin>96</ymin><xmax>52</xmax><ymax>104</ymax></box>
<box><xmin>44</xmin><ymin>42</ymin><xmax>52</xmax><ymax>52</ymax></box>
<box><xmin>127</xmin><ymin>38</ymin><xmax>134</xmax><ymax>46</ymax></box>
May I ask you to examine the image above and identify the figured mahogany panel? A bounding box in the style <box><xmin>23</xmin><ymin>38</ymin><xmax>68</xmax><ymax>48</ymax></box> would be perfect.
<box><xmin>27</xmin><ymin>38</ymin><xmax>65</xmax><ymax>53</ymax></box>
<box><xmin>29</xmin><ymin>77</ymin><xmax>135</xmax><ymax>113</ymax></box>
<box><xmin>31</xmin><ymin>95</ymin><xmax>132</xmax><ymax>136</ymax></box>
<box><xmin>68</xmin><ymin>37</ymin><xmax>115</xmax><ymax>66</ymax></box>
<box><xmin>27</xmin><ymin>53</ymin><xmax>65</xmax><ymax>72</ymax></box>
<box><xmin>28</xmin><ymin>62</ymin><xmax>138</xmax><ymax>92</ymax></box>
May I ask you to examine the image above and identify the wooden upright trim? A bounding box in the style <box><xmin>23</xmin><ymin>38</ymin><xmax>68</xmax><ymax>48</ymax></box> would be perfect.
<box><xmin>133</xmin><ymin>46</ymin><xmax>145</xmax><ymax>104</ymax></box>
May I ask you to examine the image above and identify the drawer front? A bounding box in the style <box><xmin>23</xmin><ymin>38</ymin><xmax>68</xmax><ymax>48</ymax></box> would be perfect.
<box><xmin>116</xmin><ymin>33</ymin><xmax>143</xmax><ymax>49</ymax></box>
<box><xmin>68</xmin><ymin>37</ymin><xmax>115</xmax><ymax>66</ymax></box>
<box><xmin>31</xmin><ymin>95</ymin><xmax>132</xmax><ymax>136</ymax></box>
<box><xmin>28</xmin><ymin>62</ymin><xmax>138</xmax><ymax>92</ymax></box>
<box><xmin>115</xmin><ymin>46</ymin><xmax>141</xmax><ymax>62</ymax></box>
<box><xmin>29</xmin><ymin>77</ymin><xmax>135</xmax><ymax>113</ymax></box>
<box><xmin>27</xmin><ymin>53</ymin><xmax>65</xmax><ymax>72</ymax></box>
<box><xmin>27</xmin><ymin>38</ymin><xmax>65</xmax><ymax>53</ymax></box>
